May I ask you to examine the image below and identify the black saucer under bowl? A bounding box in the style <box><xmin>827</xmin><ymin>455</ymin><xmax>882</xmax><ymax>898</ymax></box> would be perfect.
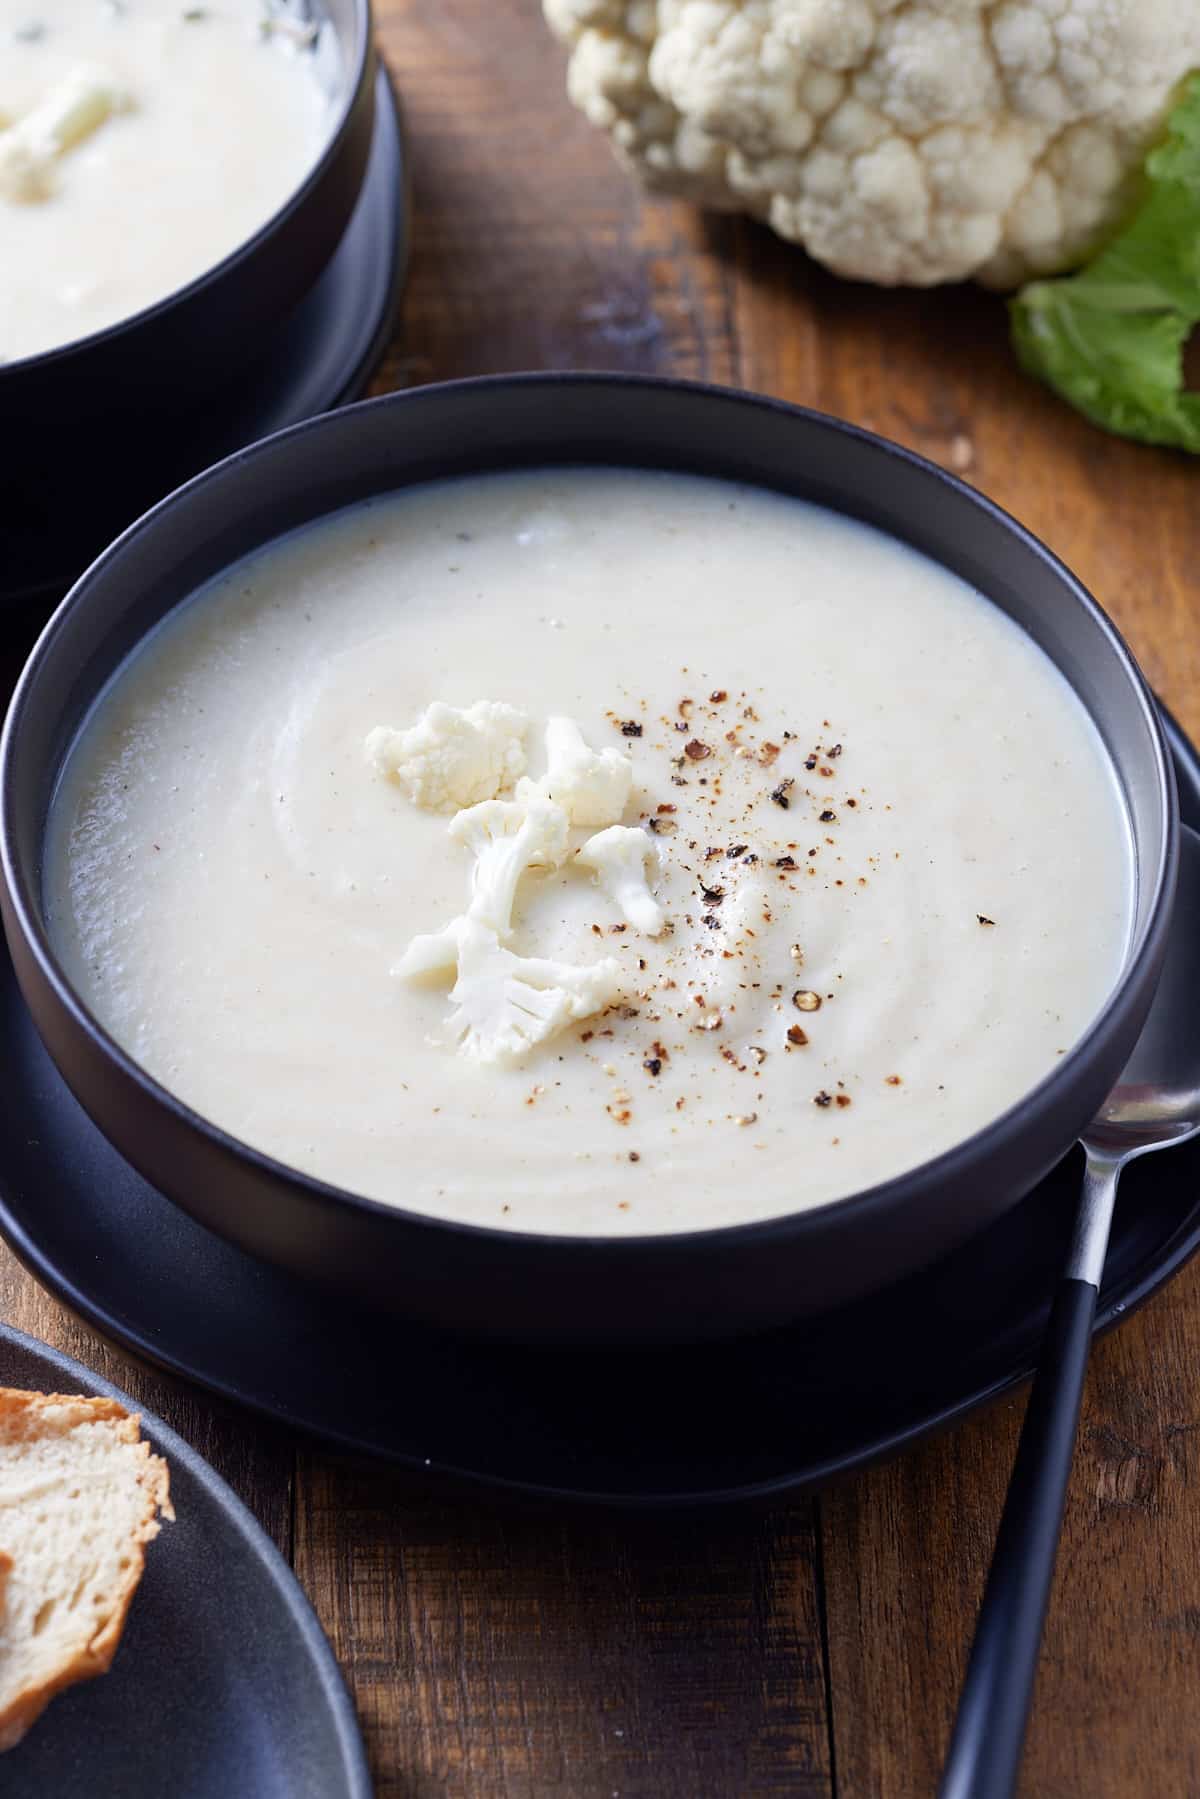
<box><xmin>0</xmin><ymin>712</ymin><xmax>1196</xmax><ymax>1508</ymax></box>
<box><xmin>1</xmin><ymin>66</ymin><xmax>408</xmax><ymax>612</ymax></box>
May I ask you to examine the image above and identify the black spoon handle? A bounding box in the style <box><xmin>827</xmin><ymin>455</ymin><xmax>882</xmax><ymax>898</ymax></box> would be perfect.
<box><xmin>938</xmin><ymin>1278</ymin><xmax>1099</xmax><ymax>1799</ymax></box>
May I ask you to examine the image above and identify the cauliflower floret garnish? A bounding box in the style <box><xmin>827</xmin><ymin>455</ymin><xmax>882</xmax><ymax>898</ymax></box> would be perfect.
<box><xmin>0</xmin><ymin>66</ymin><xmax>131</xmax><ymax>205</ymax></box>
<box><xmin>384</xmin><ymin>706</ymin><xmax>665</xmax><ymax>1067</ymax></box>
<box><xmin>392</xmin><ymin>915</ymin><xmax>469</xmax><ymax>981</ymax></box>
<box><xmin>517</xmin><ymin>715</ymin><xmax>633</xmax><ymax>827</ymax></box>
<box><xmin>448</xmin><ymin>797</ymin><xmax>570</xmax><ymax>937</ymax></box>
<box><xmin>543</xmin><ymin>1</ymin><xmax>1200</xmax><ymax>289</ymax></box>
<box><xmin>366</xmin><ymin>701</ymin><xmax>529</xmax><ymax>813</ymax></box>
<box><xmin>0</xmin><ymin>135</ymin><xmax>51</xmax><ymax>205</ymax></box>
<box><xmin>444</xmin><ymin>920</ymin><xmax>627</xmax><ymax>1066</ymax></box>
<box><xmin>576</xmin><ymin>824</ymin><xmax>665</xmax><ymax>936</ymax></box>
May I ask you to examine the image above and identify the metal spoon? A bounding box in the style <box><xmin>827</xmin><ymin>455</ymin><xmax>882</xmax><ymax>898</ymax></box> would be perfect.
<box><xmin>941</xmin><ymin>820</ymin><xmax>1200</xmax><ymax>1799</ymax></box>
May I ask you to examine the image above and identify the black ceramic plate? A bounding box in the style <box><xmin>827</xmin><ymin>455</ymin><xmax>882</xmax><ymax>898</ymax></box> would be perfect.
<box><xmin>0</xmin><ymin>720</ymin><xmax>1196</xmax><ymax>1509</ymax></box>
<box><xmin>3</xmin><ymin>67</ymin><xmax>408</xmax><ymax>612</ymax></box>
<box><xmin>0</xmin><ymin>1324</ymin><xmax>369</xmax><ymax>1797</ymax></box>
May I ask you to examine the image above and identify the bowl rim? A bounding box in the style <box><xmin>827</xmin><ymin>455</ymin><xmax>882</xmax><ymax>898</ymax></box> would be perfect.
<box><xmin>0</xmin><ymin>0</ymin><xmax>373</xmax><ymax>378</ymax></box>
<box><xmin>0</xmin><ymin>371</ymin><xmax>1180</xmax><ymax>1254</ymax></box>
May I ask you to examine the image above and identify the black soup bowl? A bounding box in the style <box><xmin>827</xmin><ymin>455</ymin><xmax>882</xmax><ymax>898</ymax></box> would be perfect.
<box><xmin>0</xmin><ymin>376</ymin><xmax>1179</xmax><ymax>1344</ymax></box>
<box><xmin>1</xmin><ymin>0</ymin><xmax>377</xmax><ymax>605</ymax></box>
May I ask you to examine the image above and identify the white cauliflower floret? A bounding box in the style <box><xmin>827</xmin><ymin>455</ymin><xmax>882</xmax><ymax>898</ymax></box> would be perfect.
<box><xmin>576</xmin><ymin>825</ymin><xmax>665</xmax><ymax>935</ymax></box>
<box><xmin>0</xmin><ymin>138</ymin><xmax>49</xmax><ymax>205</ymax></box>
<box><xmin>392</xmin><ymin>916</ymin><xmax>469</xmax><ymax>981</ymax></box>
<box><xmin>517</xmin><ymin>716</ymin><xmax>633</xmax><ymax>827</ymax></box>
<box><xmin>366</xmin><ymin>701</ymin><xmax>529</xmax><ymax>814</ymax></box>
<box><xmin>544</xmin><ymin>0</ymin><xmax>1200</xmax><ymax>287</ymax></box>
<box><xmin>382</xmin><ymin>705</ymin><xmax>665</xmax><ymax>1067</ymax></box>
<box><xmin>445</xmin><ymin>920</ymin><xmax>627</xmax><ymax>1066</ymax></box>
<box><xmin>0</xmin><ymin>65</ymin><xmax>130</xmax><ymax>204</ymax></box>
<box><xmin>448</xmin><ymin>797</ymin><xmax>570</xmax><ymax>937</ymax></box>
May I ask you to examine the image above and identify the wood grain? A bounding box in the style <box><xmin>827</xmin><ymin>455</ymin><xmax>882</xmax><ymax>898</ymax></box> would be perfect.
<box><xmin>2</xmin><ymin>0</ymin><xmax>1200</xmax><ymax>1793</ymax></box>
<box><xmin>823</xmin><ymin>1274</ymin><xmax>1200</xmax><ymax>1798</ymax></box>
<box><xmin>295</xmin><ymin>1463</ymin><xmax>830</xmax><ymax>1798</ymax></box>
<box><xmin>371</xmin><ymin>0</ymin><xmax>739</xmax><ymax>392</ymax></box>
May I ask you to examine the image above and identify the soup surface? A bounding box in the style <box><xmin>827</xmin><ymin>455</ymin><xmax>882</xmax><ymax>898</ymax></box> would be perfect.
<box><xmin>47</xmin><ymin>469</ymin><xmax>1132</xmax><ymax>1235</ymax></box>
<box><xmin>1</xmin><ymin>0</ymin><xmax>335</xmax><ymax>363</ymax></box>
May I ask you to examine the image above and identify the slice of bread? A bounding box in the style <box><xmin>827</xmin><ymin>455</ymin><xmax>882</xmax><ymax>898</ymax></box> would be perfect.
<box><xmin>0</xmin><ymin>1389</ymin><xmax>172</xmax><ymax>1751</ymax></box>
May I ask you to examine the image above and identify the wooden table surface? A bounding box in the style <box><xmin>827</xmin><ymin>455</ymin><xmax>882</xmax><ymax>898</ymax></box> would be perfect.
<box><xmin>5</xmin><ymin>4</ymin><xmax>1200</xmax><ymax>1794</ymax></box>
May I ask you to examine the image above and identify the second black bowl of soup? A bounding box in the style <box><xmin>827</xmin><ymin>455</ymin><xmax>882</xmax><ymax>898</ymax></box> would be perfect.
<box><xmin>1</xmin><ymin>0</ymin><xmax>377</xmax><ymax>605</ymax></box>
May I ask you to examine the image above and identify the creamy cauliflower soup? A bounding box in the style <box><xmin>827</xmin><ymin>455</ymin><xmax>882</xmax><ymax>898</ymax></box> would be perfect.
<box><xmin>46</xmin><ymin>470</ymin><xmax>1132</xmax><ymax>1235</ymax></box>
<box><xmin>1</xmin><ymin>1</ymin><xmax>335</xmax><ymax>363</ymax></box>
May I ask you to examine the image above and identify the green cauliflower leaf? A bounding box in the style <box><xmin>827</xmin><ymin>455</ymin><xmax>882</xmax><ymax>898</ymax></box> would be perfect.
<box><xmin>1010</xmin><ymin>75</ymin><xmax>1200</xmax><ymax>453</ymax></box>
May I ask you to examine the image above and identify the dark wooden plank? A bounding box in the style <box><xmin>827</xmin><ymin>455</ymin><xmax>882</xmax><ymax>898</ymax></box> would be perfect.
<box><xmin>370</xmin><ymin>0</ymin><xmax>738</xmax><ymax>392</ymax></box>
<box><xmin>295</xmin><ymin>1460</ymin><xmax>830</xmax><ymax>1799</ymax></box>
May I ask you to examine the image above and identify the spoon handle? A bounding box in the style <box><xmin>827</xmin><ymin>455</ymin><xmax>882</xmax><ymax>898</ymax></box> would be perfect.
<box><xmin>939</xmin><ymin>1153</ymin><xmax>1121</xmax><ymax>1799</ymax></box>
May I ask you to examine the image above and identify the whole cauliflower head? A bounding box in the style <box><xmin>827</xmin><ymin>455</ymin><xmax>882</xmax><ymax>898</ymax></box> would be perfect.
<box><xmin>543</xmin><ymin>0</ymin><xmax>1200</xmax><ymax>287</ymax></box>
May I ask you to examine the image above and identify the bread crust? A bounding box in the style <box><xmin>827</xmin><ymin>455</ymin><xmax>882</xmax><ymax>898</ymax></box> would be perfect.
<box><xmin>0</xmin><ymin>1388</ymin><xmax>172</xmax><ymax>1752</ymax></box>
